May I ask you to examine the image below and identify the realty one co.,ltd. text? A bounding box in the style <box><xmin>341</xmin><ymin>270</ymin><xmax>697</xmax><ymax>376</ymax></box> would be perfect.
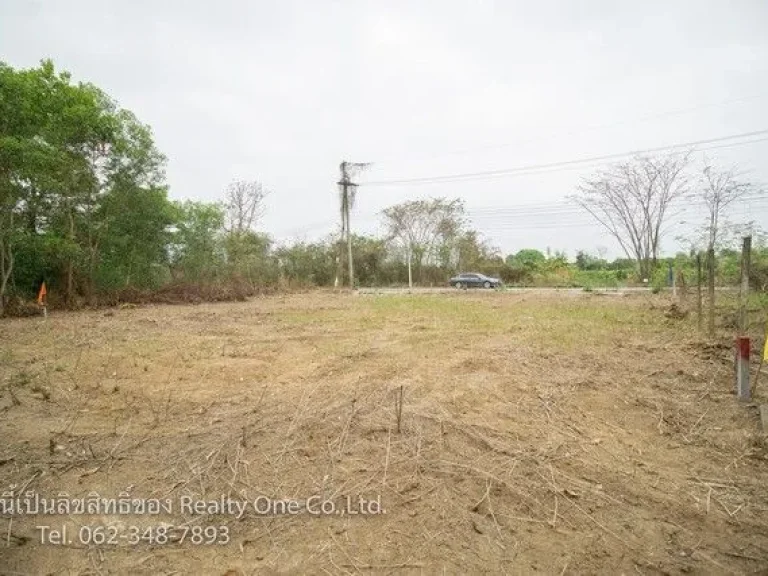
<box><xmin>2</xmin><ymin>491</ymin><xmax>385</xmax><ymax>519</ymax></box>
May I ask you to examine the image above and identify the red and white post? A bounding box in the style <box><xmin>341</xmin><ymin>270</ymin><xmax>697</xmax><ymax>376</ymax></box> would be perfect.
<box><xmin>735</xmin><ymin>237</ymin><xmax>752</xmax><ymax>402</ymax></box>
<box><xmin>736</xmin><ymin>336</ymin><xmax>750</xmax><ymax>402</ymax></box>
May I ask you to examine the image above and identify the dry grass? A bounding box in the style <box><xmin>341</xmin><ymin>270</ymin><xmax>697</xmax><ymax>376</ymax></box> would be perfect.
<box><xmin>1</xmin><ymin>291</ymin><xmax>767</xmax><ymax>574</ymax></box>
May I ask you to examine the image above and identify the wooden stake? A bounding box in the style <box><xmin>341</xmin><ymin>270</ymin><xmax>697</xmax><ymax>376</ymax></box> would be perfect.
<box><xmin>671</xmin><ymin>262</ymin><xmax>677</xmax><ymax>299</ymax></box>
<box><xmin>753</xmin><ymin>317</ymin><xmax>767</xmax><ymax>397</ymax></box>
<box><xmin>707</xmin><ymin>248</ymin><xmax>715</xmax><ymax>337</ymax></box>
<box><xmin>696</xmin><ymin>253</ymin><xmax>703</xmax><ymax>332</ymax></box>
<box><xmin>738</xmin><ymin>236</ymin><xmax>752</xmax><ymax>336</ymax></box>
<box><xmin>396</xmin><ymin>385</ymin><xmax>404</xmax><ymax>433</ymax></box>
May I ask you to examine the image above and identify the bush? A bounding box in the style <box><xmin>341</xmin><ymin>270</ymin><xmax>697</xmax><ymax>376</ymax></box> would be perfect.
<box><xmin>498</xmin><ymin>264</ymin><xmax>530</xmax><ymax>285</ymax></box>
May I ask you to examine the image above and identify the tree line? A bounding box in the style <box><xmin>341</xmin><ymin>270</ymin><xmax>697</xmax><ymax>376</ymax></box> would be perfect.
<box><xmin>1</xmin><ymin>61</ymin><xmax>765</xmax><ymax>315</ymax></box>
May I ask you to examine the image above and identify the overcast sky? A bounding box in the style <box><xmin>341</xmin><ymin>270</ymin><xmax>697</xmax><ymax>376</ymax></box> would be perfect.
<box><xmin>2</xmin><ymin>0</ymin><xmax>767</xmax><ymax>258</ymax></box>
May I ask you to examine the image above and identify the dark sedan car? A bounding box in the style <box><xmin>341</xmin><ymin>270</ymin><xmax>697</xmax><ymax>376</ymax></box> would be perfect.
<box><xmin>449</xmin><ymin>273</ymin><xmax>502</xmax><ymax>289</ymax></box>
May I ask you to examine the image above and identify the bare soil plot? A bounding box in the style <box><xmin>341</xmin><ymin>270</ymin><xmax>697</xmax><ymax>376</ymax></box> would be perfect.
<box><xmin>1</xmin><ymin>291</ymin><xmax>767</xmax><ymax>574</ymax></box>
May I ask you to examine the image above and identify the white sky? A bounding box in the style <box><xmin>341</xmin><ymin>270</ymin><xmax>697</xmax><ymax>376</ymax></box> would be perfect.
<box><xmin>2</xmin><ymin>0</ymin><xmax>767</xmax><ymax>258</ymax></box>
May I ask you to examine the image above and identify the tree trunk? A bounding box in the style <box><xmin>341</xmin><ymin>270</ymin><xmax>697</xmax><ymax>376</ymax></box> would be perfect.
<box><xmin>66</xmin><ymin>210</ymin><xmax>75</xmax><ymax>305</ymax></box>
<box><xmin>86</xmin><ymin>242</ymin><xmax>99</xmax><ymax>304</ymax></box>
<box><xmin>637</xmin><ymin>257</ymin><xmax>650</xmax><ymax>283</ymax></box>
<box><xmin>696</xmin><ymin>253</ymin><xmax>702</xmax><ymax>331</ymax></box>
<box><xmin>334</xmin><ymin>253</ymin><xmax>341</xmax><ymax>288</ymax></box>
<box><xmin>407</xmin><ymin>248</ymin><xmax>412</xmax><ymax>289</ymax></box>
<box><xmin>0</xmin><ymin>239</ymin><xmax>12</xmax><ymax>317</ymax></box>
<box><xmin>707</xmin><ymin>247</ymin><xmax>716</xmax><ymax>337</ymax></box>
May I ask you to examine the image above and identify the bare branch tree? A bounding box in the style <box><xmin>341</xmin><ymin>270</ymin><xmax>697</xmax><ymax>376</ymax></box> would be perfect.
<box><xmin>224</xmin><ymin>180</ymin><xmax>268</xmax><ymax>233</ymax></box>
<box><xmin>572</xmin><ymin>153</ymin><xmax>690</xmax><ymax>279</ymax></box>
<box><xmin>381</xmin><ymin>198</ymin><xmax>465</xmax><ymax>283</ymax></box>
<box><xmin>687</xmin><ymin>160</ymin><xmax>759</xmax><ymax>336</ymax></box>
<box><xmin>696</xmin><ymin>159</ymin><xmax>756</xmax><ymax>252</ymax></box>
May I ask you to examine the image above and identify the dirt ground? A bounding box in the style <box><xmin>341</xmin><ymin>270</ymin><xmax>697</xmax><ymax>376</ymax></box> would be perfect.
<box><xmin>1</xmin><ymin>291</ymin><xmax>767</xmax><ymax>575</ymax></box>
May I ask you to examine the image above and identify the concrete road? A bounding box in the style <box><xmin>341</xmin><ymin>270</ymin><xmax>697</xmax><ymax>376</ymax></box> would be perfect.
<box><xmin>355</xmin><ymin>286</ymin><xmax>652</xmax><ymax>296</ymax></box>
<box><xmin>356</xmin><ymin>286</ymin><xmax>739</xmax><ymax>296</ymax></box>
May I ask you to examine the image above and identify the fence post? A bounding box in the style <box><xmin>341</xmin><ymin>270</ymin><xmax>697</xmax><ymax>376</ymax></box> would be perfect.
<box><xmin>738</xmin><ymin>236</ymin><xmax>752</xmax><ymax>335</ymax></box>
<box><xmin>707</xmin><ymin>248</ymin><xmax>716</xmax><ymax>337</ymax></box>
<box><xmin>735</xmin><ymin>237</ymin><xmax>752</xmax><ymax>402</ymax></box>
<box><xmin>672</xmin><ymin>262</ymin><xmax>677</xmax><ymax>299</ymax></box>
<box><xmin>677</xmin><ymin>268</ymin><xmax>687</xmax><ymax>302</ymax></box>
<box><xmin>736</xmin><ymin>336</ymin><xmax>751</xmax><ymax>401</ymax></box>
<box><xmin>696</xmin><ymin>253</ymin><xmax>703</xmax><ymax>331</ymax></box>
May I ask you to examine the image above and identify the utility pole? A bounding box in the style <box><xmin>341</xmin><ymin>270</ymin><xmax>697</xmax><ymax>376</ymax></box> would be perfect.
<box><xmin>339</xmin><ymin>161</ymin><xmax>353</xmax><ymax>288</ymax></box>
<box><xmin>337</xmin><ymin>161</ymin><xmax>370</xmax><ymax>289</ymax></box>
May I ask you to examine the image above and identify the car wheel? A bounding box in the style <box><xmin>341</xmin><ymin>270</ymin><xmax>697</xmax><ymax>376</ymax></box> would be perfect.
<box><xmin>483</xmin><ymin>281</ymin><xmax>491</xmax><ymax>289</ymax></box>
<box><xmin>455</xmin><ymin>282</ymin><xmax>463</xmax><ymax>289</ymax></box>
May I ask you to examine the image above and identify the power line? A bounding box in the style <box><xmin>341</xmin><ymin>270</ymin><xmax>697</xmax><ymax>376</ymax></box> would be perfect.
<box><xmin>274</xmin><ymin>183</ymin><xmax>767</xmax><ymax>240</ymax></box>
<box><xmin>370</xmin><ymin>92</ymin><xmax>768</xmax><ymax>166</ymax></box>
<box><xmin>364</xmin><ymin>133</ymin><xmax>768</xmax><ymax>186</ymax></box>
<box><xmin>465</xmin><ymin>195</ymin><xmax>768</xmax><ymax>233</ymax></box>
<box><xmin>470</xmin><ymin>205</ymin><xmax>768</xmax><ymax>229</ymax></box>
<box><xmin>465</xmin><ymin>192</ymin><xmax>768</xmax><ymax>217</ymax></box>
<box><xmin>462</xmin><ymin>202</ymin><xmax>768</xmax><ymax>228</ymax></box>
<box><xmin>273</xmin><ymin>197</ymin><xmax>768</xmax><ymax>238</ymax></box>
<box><xmin>468</xmin><ymin>189</ymin><xmax>768</xmax><ymax>208</ymax></box>
<box><xmin>468</xmin><ymin>202</ymin><xmax>768</xmax><ymax>224</ymax></box>
<box><xmin>467</xmin><ymin>211</ymin><xmax>767</xmax><ymax>232</ymax></box>
<box><xmin>361</xmin><ymin>130</ymin><xmax>768</xmax><ymax>187</ymax></box>
<box><xmin>274</xmin><ymin>192</ymin><xmax>768</xmax><ymax>233</ymax></box>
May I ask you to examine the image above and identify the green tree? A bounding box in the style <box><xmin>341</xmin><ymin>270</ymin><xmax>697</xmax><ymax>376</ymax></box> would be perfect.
<box><xmin>456</xmin><ymin>231</ymin><xmax>500</xmax><ymax>272</ymax></box>
<box><xmin>508</xmin><ymin>249</ymin><xmax>546</xmax><ymax>271</ymax></box>
<box><xmin>276</xmin><ymin>239</ymin><xmax>335</xmax><ymax>287</ymax></box>
<box><xmin>96</xmin><ymin>184</ymin><xmax>175</xmax><ymax>289</ymax></box>
<box><xmin>352</xmin><ymin>235</ymin><xmax>388</xmax><ymax>286</ymax></box>
<box><xmin>575</xmin><ymin>250</ymin><xmax>607</xmax><ymax>271</ymax></box>
<box><xmin>224</xmin><ymin>231</ymin><xmax>274</xmax><ymax>286</ymax></box>
<box><xmin>0</xmin><ymin>60</ymin><xmax>168</xmax><ymax>310</ymax></box>
<box><xmin>170</xmin><ymin>201</ymin><xmax>225</xmax><ymax>282</ymax></box>
<box><xmin>0</xmin><ymin>60</ymin><xmax>87</xmax><ymax>310</ymax></box>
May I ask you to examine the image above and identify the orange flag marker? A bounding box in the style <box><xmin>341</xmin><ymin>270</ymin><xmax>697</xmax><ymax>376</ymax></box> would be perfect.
<box><xmin>37</xmin><ymin>282</ymin><xmax>47</xmax><ymax>305</ymax></box>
